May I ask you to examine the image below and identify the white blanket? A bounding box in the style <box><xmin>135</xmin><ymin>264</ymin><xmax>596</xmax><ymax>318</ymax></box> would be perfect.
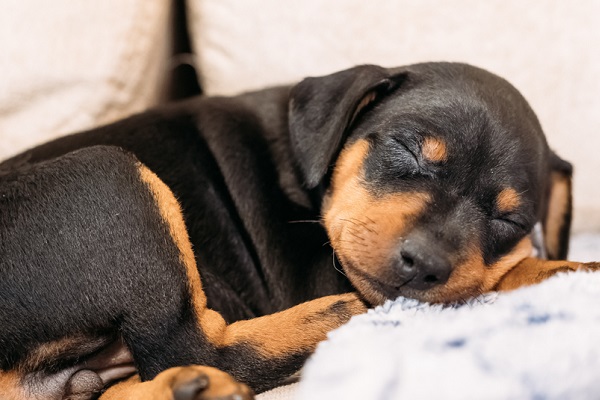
<box><xmin>297</xmin><ymin>271</ymin><xmax>600</xmax><ymax>399</ymax></box>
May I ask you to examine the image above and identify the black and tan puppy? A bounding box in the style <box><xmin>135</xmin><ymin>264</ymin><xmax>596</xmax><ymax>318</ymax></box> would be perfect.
<box><xmin>0</xmin><ymin>63</ymin><xmax>598</xmax><ymax>400</ymax></box>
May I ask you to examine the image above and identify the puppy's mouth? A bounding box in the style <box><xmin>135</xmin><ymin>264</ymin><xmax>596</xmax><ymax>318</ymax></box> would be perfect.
<box><xmin>342</xmin><ymin>261</ymin><xmax>407</xmax><ymax>302</ymax></box>
<box><xmin>339</xmin><ymin>258</ymin><xmax>430</xmax><ymax>305</ymax></box>
<box><xmin>339</xmin><ymin>256</ymin><xmax>481</xmax><ymax>306</ymax></box>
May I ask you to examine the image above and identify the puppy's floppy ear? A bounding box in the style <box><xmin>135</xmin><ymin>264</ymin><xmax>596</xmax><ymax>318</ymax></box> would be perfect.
<box><xmin>289</xmin><ymin>65</ymin><xmax>404</xmax><ymax>188</ymax></box>
<box><xmin>542</xmin><ymin>151</ymin><xmax>573</xmax><ymax>260</ymax></box>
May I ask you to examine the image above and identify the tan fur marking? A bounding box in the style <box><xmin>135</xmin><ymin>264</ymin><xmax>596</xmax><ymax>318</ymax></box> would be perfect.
<box><xmin>0</xmin><ymin>371</ymin><xmax>27</xmax><ymax>400</ymax></box>
<box><xmin>350</xmin><ymin>91</ymin><xmax>378</xmax><ymax>125</ymax></box>
<box><xmin>20</xmin><ymin>336</ymin><xmax>84</xmax><ymax>372</ymax></box>
<box><xmin>422</xmin><ymin>137</ymin><xmax>447</xmax><ymax>163</ymax></box>
<box><xmin>101</xmin><ymin>366</ymin><xmax>253</xmax><ymax>400</ymax></box>
<box><xmin>545</xmin><ymin>172</ymin><xmax>570</xmax><ymax>258</ymax></box>
<box><xmin>323</xmin><ymin>139</ymin><xmax>431</xmax><ymax>304</ymax></box>
<box><xmin>496</xmin><ymin>188</ymin><xmax>521</xmax><ymax>213</ymax></box>
<box><xmin>495</xmin><ymin>257</ymin><xmax>600</xmax><ymax>291</ymax></box>
<box><xmin>137</xmin><ymin>165</ymin><xmax>228</xmax><ymax>345</ymax></box>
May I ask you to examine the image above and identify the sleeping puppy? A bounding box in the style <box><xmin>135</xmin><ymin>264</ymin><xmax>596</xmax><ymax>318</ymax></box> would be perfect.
<box><xmin>0</xmin><ymin>62</ymin><xmax>598</xmax><ymax>400</ymax></box>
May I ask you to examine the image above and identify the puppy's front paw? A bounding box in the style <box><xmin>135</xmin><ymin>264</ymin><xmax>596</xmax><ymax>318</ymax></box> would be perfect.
<box><xmin>172</xmin><ymin>366</ymin><xmax>254</xmax><ymax>400</ymax></box>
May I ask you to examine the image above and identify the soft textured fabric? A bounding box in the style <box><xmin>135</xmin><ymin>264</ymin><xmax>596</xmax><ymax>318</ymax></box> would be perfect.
<box><xmin>0</xmin><ymin>0</ymin><xmax>172</xmax><ymax>161</ymax></box>
<box><xmin>297</xmin><ymin>270</ymin><xmax>600</xmax><ymax>399</ymax></box>
<box><xmin>187</xmin><ymin>0</ymin><xmax>600</xmax><ymax>231</ymax></box>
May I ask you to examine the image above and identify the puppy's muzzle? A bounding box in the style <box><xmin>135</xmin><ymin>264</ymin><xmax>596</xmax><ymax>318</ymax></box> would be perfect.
<box><xmin>395</xmin><ymin>233</ymin><xmax>452</xmax><ymax>290</ymax></box>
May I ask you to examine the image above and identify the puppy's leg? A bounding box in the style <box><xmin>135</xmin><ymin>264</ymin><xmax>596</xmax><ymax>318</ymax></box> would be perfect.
<box><xmin>495</xmin><ymin>257</ymin><xmax>600</xmax><ymax>291</ymax></box>
<box><xmin>97</xmin><ymin>291</ymin><xmax>363</xmax><ymax>399</ymax></box>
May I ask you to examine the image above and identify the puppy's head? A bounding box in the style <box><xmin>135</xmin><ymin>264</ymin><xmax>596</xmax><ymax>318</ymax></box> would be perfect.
<box><xmin>289</xmin><ymin>63</ymin><xmax>572</xmax><ymax>305</ymax></box>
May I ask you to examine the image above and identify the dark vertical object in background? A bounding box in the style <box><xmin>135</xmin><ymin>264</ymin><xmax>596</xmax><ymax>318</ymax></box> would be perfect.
<box><xmin>165</xmin><ymin>0</ymin><xmax>202</xmax><ymax>100</ymax></box>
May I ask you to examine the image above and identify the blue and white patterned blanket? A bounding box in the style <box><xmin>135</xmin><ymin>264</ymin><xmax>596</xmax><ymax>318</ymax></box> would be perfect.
<box><xmin>297</xmin><ymin>270</ymin><xmax>600</xmax><ymax>400</ymax></box>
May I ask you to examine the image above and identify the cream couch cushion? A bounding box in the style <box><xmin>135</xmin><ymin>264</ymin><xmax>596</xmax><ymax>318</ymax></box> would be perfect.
<box><xmin>187</xmin><ymin>0</ymin><xmax>600</xmax><ymax>232</ymax></box>
<box><xmin>0</xmin><ymin>0</ymin><xmax>171</xmax><ymax>161</ymax></box>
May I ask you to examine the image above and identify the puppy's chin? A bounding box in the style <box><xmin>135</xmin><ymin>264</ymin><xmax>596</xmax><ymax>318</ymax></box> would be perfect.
<box><xmin>340</xmin><ymin>258</ymin><xmax>482</xmax><ymax>306</ymax></box>
<box><xmin>348</xmin><ymin>272</ymin><xmax>480</xmax><ymax>306</ymax></box>
<box><xmin>342</xmin><ymin>268</ymin><xmax>389</xmax><ymax>306</ymax></box>
<box><xmin>395</xmin><ymin>285</ymin><xmax>483</xmax><ymax>305</ymax></box>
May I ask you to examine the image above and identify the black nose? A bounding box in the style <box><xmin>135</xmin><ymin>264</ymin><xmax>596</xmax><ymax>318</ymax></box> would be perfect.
<box><xmin>396</xmin><ymin>238</ymin><xmax>452</xmax><ymax>290</ymax></box>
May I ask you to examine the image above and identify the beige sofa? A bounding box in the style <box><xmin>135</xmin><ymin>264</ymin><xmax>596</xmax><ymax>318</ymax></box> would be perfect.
<box><xmin>2</xmin><ymin>0</ymin><xmax>599</xmax><ymax>232</ymax></box>
<box><xmin>1</xmin><ymin>1</ymin><xmax>599</xmax><ymax>398</ymax></box>
<box><xmin>0</xmin><ymin>0</ymin><xmax>172</xmax><ymax>159</ymax></box>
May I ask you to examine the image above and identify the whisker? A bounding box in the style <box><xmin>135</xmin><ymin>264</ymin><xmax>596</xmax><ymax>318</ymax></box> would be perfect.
<box><xmin>364</xmin><ymin>216</ymin><xmax>376</xmax><ymax>225</ymax></box>
<box><xmin>350</xmin><ymin>218</ymin><xmax>377</xmax><ymax>234</ymax></box>
<box><xmin>335</xmin><ymin>240</ymin><xmax>369</xmax><ymax>248</ymax></box>
<box><xmin>332</xmin><ymin>251</ymin><xmax>347</xmax><ymax>277</ymax></box>
<box><xmin>288</xmin><ymin>220</ymin><xmax>321</xmax><ymax>224</ymax></box>
<box><xmin>339</xmin><ymin>218</ymin><xmax>362</xmax><ymax>228</ymax></box>
<box><xmin>344</xmin><ymin>225</ymin><xmax>362</xmax><ymax>234</ymax></box>
<box><xmin>345</xmin><ymin>230</ymin><xmax>367</xmax><ymax>242</ymax></box>
<box><xmin>339</xmin><ymin>218</ymin><xmax>376</xmax><ymax>234</ymax></box>
<box><xmin>473</xmin><ymin>289</ymin><xmax>485</xmax><ymax>305</ymax></box>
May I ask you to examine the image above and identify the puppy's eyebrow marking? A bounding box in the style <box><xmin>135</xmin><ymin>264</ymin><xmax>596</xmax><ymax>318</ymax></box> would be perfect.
<box><xmin>497</xmin><ymin>188</ymin><xmax>521</xmax><ymax>213</ymax></box>
<box><xmin>421</xmin><ymin>137</ymin><xmax>447</xmax><ymax>163</ymax></box>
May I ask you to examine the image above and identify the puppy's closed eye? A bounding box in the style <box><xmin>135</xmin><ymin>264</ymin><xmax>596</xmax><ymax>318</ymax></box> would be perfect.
<box><xmin>390</xmin><ymin>137</ymin><xmax>419</xmax><ymax>166</ymax></box>
<box><xmin>493</xmin><ymin>213</ymin><xmax>527</xmax><ymax>229</ymax></box>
